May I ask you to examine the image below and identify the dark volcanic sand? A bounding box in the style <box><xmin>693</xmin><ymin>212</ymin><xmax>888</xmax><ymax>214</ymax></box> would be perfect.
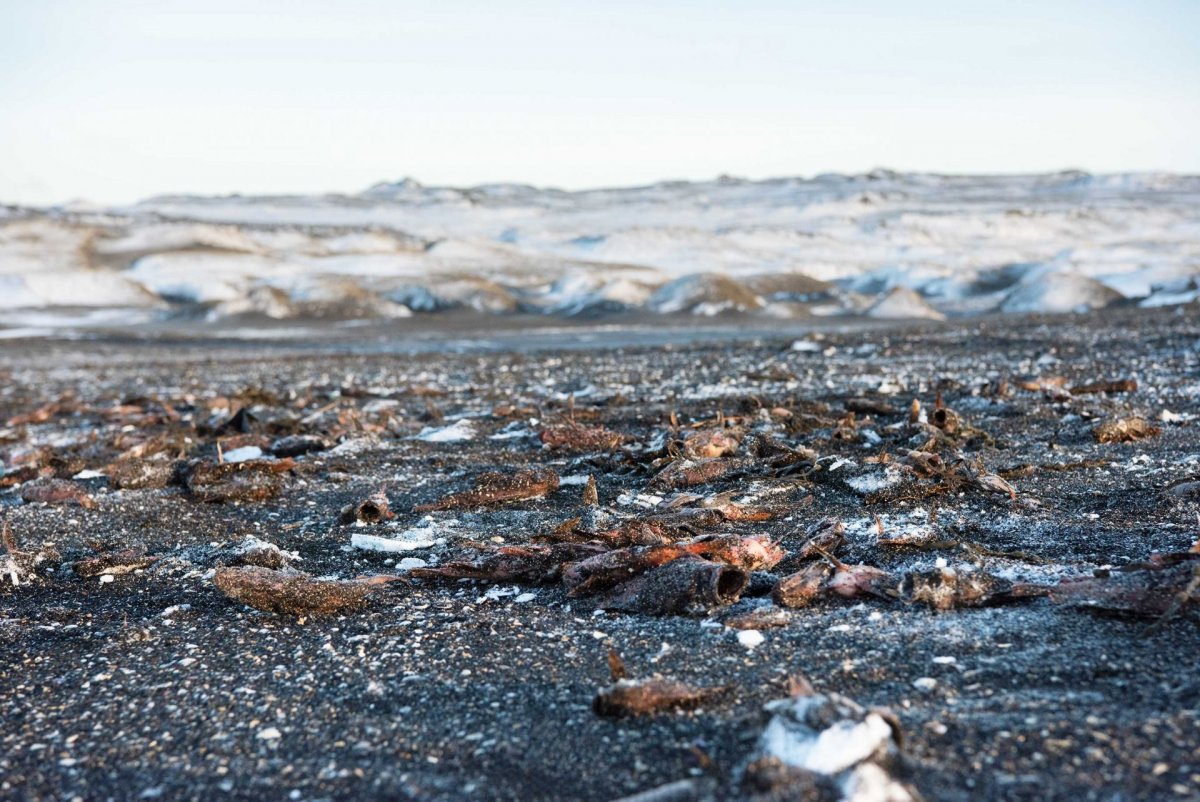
<box><xmin>1</xmin><ymin>307</ymin><xmax>1198</xmax><ymax>802</ymax></box>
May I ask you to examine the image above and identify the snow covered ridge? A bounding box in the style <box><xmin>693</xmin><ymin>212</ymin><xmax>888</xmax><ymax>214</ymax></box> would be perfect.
<box><xmin>1</xmin><ymin>170</ymin><xmax>1197</xmax><ymax>330</ymax></box>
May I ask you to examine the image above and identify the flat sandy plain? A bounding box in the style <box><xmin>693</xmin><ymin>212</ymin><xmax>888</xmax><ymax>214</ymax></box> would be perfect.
<box><xmin>1</xmin><ymin>306</ymin><xmax>1198</xmax><ymax>801</ymax></box>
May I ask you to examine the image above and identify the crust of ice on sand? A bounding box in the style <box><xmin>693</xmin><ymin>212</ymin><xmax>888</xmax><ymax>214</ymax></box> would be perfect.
<box><xmin>350</xmin><ymin>519</ymin><xmax>453</xmax><ymax>552</ymax></box>
<box><xmin>846</xmin><ymin>466</ymin><xmax>904</xmax><ymax>494</ymax></box>
<box><xmin>413</xmin><ymin>420</ymin><xmax>476</xmax><ymax>443</ymax></box>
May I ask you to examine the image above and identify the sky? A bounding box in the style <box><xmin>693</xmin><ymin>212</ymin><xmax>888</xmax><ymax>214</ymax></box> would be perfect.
<box><xmin>1</xmin><ymin>0</ymin><xmax>1197</xmax><ymax>206</ymax></box>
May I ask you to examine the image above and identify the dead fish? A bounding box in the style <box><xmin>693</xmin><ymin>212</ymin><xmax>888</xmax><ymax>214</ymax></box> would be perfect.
<box><xmin>821</xmin><ymin>552</ymin><xmax>892</xmax><ymax>600</ymax></box>
<box><xmin>411</xmin><ymin>542</ymin><xmax>605</xmax><ymax>585</ymax></box>
<box><xmin>563</xmin><ymin>544</ymin><xmax>689</xmax><ymax>595</ymax></box>
<box><xmin>270</xmin><ymin>435</ymin><xmax>332</xmax><ymax>458</ymax></box>
<box><xmin>1094</xmin><ymin>417</ymin><xmax>1160</xmax><ymax>444</ymax></box>
<box><xmin>795</xmin><ymin>518</ymin><xmax>846</xmax><ymax>560</ymax></box>
<box><xmin>20</xmin><ymin>478</ymin><xmax>97</xmax><ymax>509</ymax></box>
<box><xmin>593</xmin><ymin>650</ymin><xmax>728</xmax><ymax>717</ymax></box>
<box><xmin>212</xmin><ymin>565</ymin><xmax>402</xmax><ymax>616</ymax></box>
<box><xmin>683</xmin><ymin>534</ymin><xmax>786</xmax><ymax>572</ymax></box>
<box><xmin>1070</xmin><ymin>378</ymin><xmax>1137</xmax><ymax>395</ymax></box>
<box><xmin>539</xmin><ymin>423</ymin><xmax>629</xmax><ymax>452</ymax></box>
<box><xmin>74</xmin><ymin>546</ymin><xmax>158</xmax><ymax>577</ymax></box>
<box><xmin>582</xmin><ymin>474</ymin><xmax>599</xmax><ymax>506</ymax></box>
<box><xmin>895</xmin><ymin>567</ymin><xmax>1041</xmax><ymax>611</ymax></box>
<box><xmin>844</xmin><ymin>397</ymin><xmax>901</xmax><ymax>417</ymax></box>
<box><xmin>1049</xmin><ymin>559</ymin><xmax>1199</xmax><ymax>618</ymax></box>
<box><xmin>683</xmin><ymin>428</ymin><xmax>742</xmax><ymax>459</ymax></box>
<box><xmin>930</xmin><ymin>407</ymin><xmax>961</xmax><ymax>436</ymax></box>
<box><xmin>105</xmin><ymin>456</ymin><xmax>177</xmax><ymax>490</ymax></box>
<box><xmin>185</xmin><ymin>457</ymin><xmax>294</xmax><ymax>503</ymax></box>
<box><xmin>974</xmin><ymin>472</ymin><xmax>1017</xmax><ymax>500</ymax></box>
<box><xmin>772</xmin><ymin>562</ymin><xmax>833</xmax><ymax>608</ymax></box>
<box><xmin>723</xmin><ymin>607</ymin><xmax>792</xmax><ymax>630</ymax></box>
<box><xmin>413</xmin><ymin>468</ymin><xmax>560</xmax><ymax>512</ymax></box>
<box><xmin>650</xmin><ymin>458</ymin><xmax>747</xmax><ymax>490</ymax></box>
<box><xmin>339</xmin><ymin>488</ymin><xmax>396</xmax><ymax>524</ymax></box>
<box><xmin>594</xmin><ymin>556</ymin><xmax>749</xmax><ymax>615</ymax></box>
<box><xmin>902</xmin><ymin>450</ymin><xmax>944</xmax><ymax>477</ymax></box>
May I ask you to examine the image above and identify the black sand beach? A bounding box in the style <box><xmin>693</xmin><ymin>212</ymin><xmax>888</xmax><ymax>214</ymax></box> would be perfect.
<box><xmin>2</xmin><ymin>306</ymin><xmax>1198</xmax><ymax>802</ymax></box>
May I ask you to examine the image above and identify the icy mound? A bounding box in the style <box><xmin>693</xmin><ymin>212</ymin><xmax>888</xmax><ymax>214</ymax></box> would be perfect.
<box><xmin>647</xmin><ymin>273</ymin><xmax>765</xmax><ymax>315</ymax></box>
<box><xmin>866</xmin><ymin>287</ymin><xmax>946</xmax><ymax>320</ymax></box>
<box><xmin>1000</xmin><ymin>273</ymin><xmax>1124</xmax><ymax>314</ymax></box>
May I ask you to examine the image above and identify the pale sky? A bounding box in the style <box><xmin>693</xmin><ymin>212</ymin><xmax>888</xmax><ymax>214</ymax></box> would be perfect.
<box><xmin>2</xmin><ymin>0</ymin><xmax>1197</xmax><ymax>206</ymax></box>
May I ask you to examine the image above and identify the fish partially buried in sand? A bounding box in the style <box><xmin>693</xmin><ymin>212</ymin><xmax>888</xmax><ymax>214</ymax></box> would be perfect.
<box><xmin>212</xmin><ymin>565</ymin><xmax>405</xmax><ymax>616</ymax></box>
<box><xmin>413</xmin><ymin>468</ymin><xmax>560</xmax><ymax>512</ymax></box>
<box><xmin>593</xmin><ymin>649</ymin><xmax>728</xmax><ymax>718</ymax></box>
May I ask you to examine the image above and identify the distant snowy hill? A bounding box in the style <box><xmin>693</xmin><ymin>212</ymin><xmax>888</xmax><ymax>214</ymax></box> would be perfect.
<box><xmin>2</xmin><ymin>171</ymin><xmax>1197</xmax><ymax>332</ymax></box>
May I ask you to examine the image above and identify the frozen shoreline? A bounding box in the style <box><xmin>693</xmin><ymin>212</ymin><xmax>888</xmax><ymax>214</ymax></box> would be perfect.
<box><xmin>3</xmin><ymin>170</ymin><xmax>1197</xmax><ymax>335</ymax></box>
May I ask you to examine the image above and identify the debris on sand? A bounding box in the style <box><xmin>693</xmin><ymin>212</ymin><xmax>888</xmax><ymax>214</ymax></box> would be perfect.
<box><xmin>212</xmin><ymin>565</ymin><xmax>402</xmax><ymax>616</ymax></box>
<box><xmin>740</xmin><ymin>682</ymin><xmax>918</xmax><ymax>802</ymax></box>
<box><xmin>339</xmin><ymin>488</ymin><xmax>396</xmax><ymax>524</ymax></box>
<box><xmin>594</xmin><ymin>556</ymin><xmax>750</xmax><ymax>615</ymax></box>
<box><xmin>413</xmin><ymin>468</ymin><xmax>560</xmax><ymax>512</ymax></box>
<box><xmin>1070</xmin><ymin>378</ymin><xmax>1137</xmax><ymax>395</ymax></box>
<box><xmin>1</xmin><ymin>518</ymin><xmax>61</xmax><ymax>586</ymax></box>
<box><xmin>593</xmin><ymin>649</ymin><xmax>728</xmax><ymax>718</ymax></box>
<box><xmin>74</xmin><ymin>545</ymin><xmax>158</xmax><ymax>577</ymax></box>
<box><xmin>539</xmin><ymin>423</ymin><xmax>629</xmax><ymax>452</ymax></box>
<box><xmin>20</xmin><ymin>479</ymin><xmax>97</xmax><ymax>509</ymax></box>
<box><xmin>1093</xmin><ymin>417</ymin><xmax>1160</xmax><ymax>444</ymax></box>
<box><xmin>185</xmin><ymin>457</ymin><xmax>294</xmax><ymax>502</ymax></box>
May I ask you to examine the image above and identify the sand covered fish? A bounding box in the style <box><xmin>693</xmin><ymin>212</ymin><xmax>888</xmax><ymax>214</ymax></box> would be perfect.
<box><xmin>213</xmin><ymin>565</ymin><xmax>404</xmax><ymax>616</ymax></box>
<box><xmin>795</xmin><ymin>517</ymin><xmax>846</xmax><ymax>560</ymax></box>
<box><xmin>339</xmin><ymin>488</ymin><xmax>396</xmax><ymax>524</ymax></box>
<box><xmin>1049</xmin><ymin>556</ymin><xmax>1199</xmax><ymax>619</ymax></box>
<box><xmin>539</xmin><ymin>423</ymin><xmax>629</xmax><ymax>452</ymax></box>
<box><xmin>185</xmin><ymin>457</ymin><xmax>295</xmax><ymax>503</ymax></box>
<box><xmin>409</xmin><ymin>542</ymin><xmax>606</xmax><ymax>585</ymax></box>
<box><xmin>20</xmin><ymin>479</ymin><xmax>97</xmax><ymax>509</ymax></box>
<box><xmin>772</xmin><ymin>562</ymin><xmax>833</xmax><ymax>608</ymax></box>
<box><xmin>593</xmin><ymin>556</ymin><xmax>749</xmax><ymax>615</ymax></box>
<box><xmin>413</xmin><ymin>468</ymin><xmax>560</xmax><ymax>512</ymax></box>
<box><xmin>593</xmin><ymin>649</ymin><xmax>728</xmax><ymax>718</ymax></box>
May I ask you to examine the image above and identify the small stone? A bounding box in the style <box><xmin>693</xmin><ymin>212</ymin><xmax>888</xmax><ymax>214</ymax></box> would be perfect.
<box><xmin>736</xmin><ymin>629</ymin><xmax>765</xmax><ymax>650</ymax></box>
